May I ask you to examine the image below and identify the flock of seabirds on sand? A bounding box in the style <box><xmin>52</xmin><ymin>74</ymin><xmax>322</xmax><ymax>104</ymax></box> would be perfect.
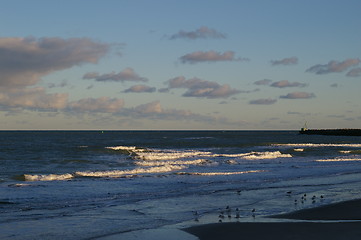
<box><xmin>191</xmin><ymin>191</ymin><xmax>326</xmax><ymax>223</ymax></box>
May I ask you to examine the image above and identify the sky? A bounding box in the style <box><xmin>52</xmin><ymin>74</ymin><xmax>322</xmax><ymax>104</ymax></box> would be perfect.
<box><xmin>0</xmin><ymin>0</ymin><xmax>360</xmax><ymax>130</ymax></box>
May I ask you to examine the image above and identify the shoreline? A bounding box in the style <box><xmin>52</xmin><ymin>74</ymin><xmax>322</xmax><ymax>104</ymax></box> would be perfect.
<box><xmin>183</xmin><ymin>198</ymin><xmax>361</xmax><ymax>240</ymax></box>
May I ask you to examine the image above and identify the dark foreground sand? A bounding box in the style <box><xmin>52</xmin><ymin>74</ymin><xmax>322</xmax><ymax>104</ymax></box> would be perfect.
<box><xmin>183</xmin><ymin>199</ymin><xmax>361</xmax><ymax>240</ymax></box>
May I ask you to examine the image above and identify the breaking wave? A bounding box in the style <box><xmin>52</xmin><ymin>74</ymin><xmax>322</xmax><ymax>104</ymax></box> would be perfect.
<box><xmin>316</xmin><ymin>157</ymin><xmax>361</xmax><ymax>162</ymax></box>
<box><xmin>24</xmin><ymin>173</ymin><xmax>74</xmax><ymax>181</ymax></box>
<box><xmin>22</xmin><ymin>146</ymin><xmax>292</xmax><ymax>181</ymax></box>
<box><xmin>135</xmin><ymin>159</ymin><xmax>211</xmax><ymax>167</ymax></box>
<box><xmin>274</xmin><ymin>143</ymin><xmax>361</xmax><ymax>148</ymax></box>
<box><xmin>177</xmin><ymin>170</ymin><xmax>264</xmax><ymax>176</ymax></box>
<box><xmin>239</xmin><ymin>151</ymin><xmax>292</xmax><ymax>160</ymax></box>
<box><xmin>23</xmin><ymin>165</ymin><xmax>186</xmax><ymax>181</ymax></box>
<box><xmin>108</xmin><ymin>145</ymin><xmax>292</xmax><ymax>160</ymax></box>
<box><xmin>74</xmin><ymin>165</ymin><xmax>186</xmax><ymax>178</ymax></box>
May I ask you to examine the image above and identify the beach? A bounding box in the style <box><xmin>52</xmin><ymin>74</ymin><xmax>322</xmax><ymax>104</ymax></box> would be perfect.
<box><xmin>183</xmin><ymin>198</ymin><xmax>361</xmax><ymax>240</ymax></box>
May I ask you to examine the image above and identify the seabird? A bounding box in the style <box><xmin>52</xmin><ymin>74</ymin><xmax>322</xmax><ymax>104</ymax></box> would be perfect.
<box><xmin>251</xmin><ymin>208</ymin><xmax>256</xmax><ymax>217</ymax></box>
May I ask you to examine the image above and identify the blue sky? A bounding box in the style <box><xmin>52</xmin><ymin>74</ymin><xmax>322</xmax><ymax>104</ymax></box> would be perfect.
<box><xmin>0</xmin><ymin>0</ymin><xmax>360</xmax><ymax>130</ymax></box>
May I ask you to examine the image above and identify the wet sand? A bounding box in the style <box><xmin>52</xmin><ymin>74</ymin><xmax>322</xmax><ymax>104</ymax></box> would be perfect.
<box><xmin>183</xmin><ymin>198</ymin><xmax>361</xmax><ymax>240</ymax></box>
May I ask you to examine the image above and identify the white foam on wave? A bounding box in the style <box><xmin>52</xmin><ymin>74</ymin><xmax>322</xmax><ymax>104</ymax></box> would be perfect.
<box><xmin>24</xmin><ymin>173</ymin><xmax>74</xmax><ymax>181</ymax></box>
<box><xmin>274</xmin><ymin>143</ymin><xmax>361</xmax><ymax>148</ymax></box>
<box><xmin>177</xmin><ymin>170</ymin><xmax>264</xmax><ymax>176</ymax></box>
<box><xmin>75</xmin><ymin>165</ymin><xmax>186</xmax><ymax>178</ymax></box>
<box><xmin>106</xmin><ymin>146</ymin><xmax>139</xmax><ymax>151</ymax></box>
<box><xmin>316</xmin><ymin>158</ymin><xmax>361</xmax><ymax>162</ymax></box>
<box><xmin>108</xmin><ymin>145</ymin><xmax>292</xmax><ymax>161</ymax></box>
<box><xmin>135</xmin><ymin>159</ymin><xmax>210</xmax><ymax>167</ymax></box>
<box><xmin>294</xmin><ymin>148</ymin><xmax>304</xmax><ymax>152</ymax></box>
<box><xmin>135</xmin><ymin>150</ymin><xmax>214</xmax><ymax>161</ymax></box>
<box><xmin>23</xmin><ymin>165</ymin><xmax>187</xmax><ymax>181</ymax></box>
<box><xmin>339</xmin><ymin>150</ymin><xmax>351</xmax><ymax>154</ymax></box>
<box><xmin>241</xmin><ymin>151</ymin><xmax>292</xmax><ymax>160</ymax></box>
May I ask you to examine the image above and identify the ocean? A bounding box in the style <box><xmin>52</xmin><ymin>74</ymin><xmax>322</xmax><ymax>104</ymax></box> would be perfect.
<box><xmin>1</xmin><ymin>131</ymin><xmax>361</xmax><ymax>239</ymax></box>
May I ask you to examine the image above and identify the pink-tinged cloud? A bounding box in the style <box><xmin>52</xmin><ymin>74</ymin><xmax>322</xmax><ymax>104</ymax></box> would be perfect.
<box><xmin>179</xmin><ymin>51</ymin><xmax>249</xmax><ymax>64</ymax></box>
<box><xmin>68</xmin><ymin>97</ymin><xmax>124</xmax><ymax>113</ymax></box>
<box><xmin>0</xmin><ymin>87</ymin><xmax>68</xmax><ymax>110</ymax></box>
<box><xmin>83</xmin><ymin>68</ymin><xmax>148</xmax><ymax>82</ymax></box>
<box><xmin>270</xmin><ymin>80</ymin><xmax>307</xmax><ymax>88</ymax></box>
<box><xmin>169</xmin><ymin>26</ymin><xmax>226</xmax><ymax>40</ymax></box>
<box><xmin>306</xmin><ymin>58</ymin><xmax>360</xmax><ymax>74</ymax></box>
<box><xmin>127</xmin><ymin>101</ymin><xmax>240</xmax><ymax>126</ymax></box>
<box><xmin>270</xmin><ymin>57</ymin><xmax>298</xmax><ymax>66</ymax></box>
<box><xmin>280</xmin><ymin>92</ymin><xmax>316</xmax><ymax>99</ymax></box>
<box><xmin>0</xmin><ymin>37</ymin><xmax>109</xmax><ymax>87</ymax></box>
<box><xmin>249</xmin><ymin>98</ymin><xmax>277</xmax><ymax>105</ymax></box>
<box><xmin>346</xmin><ymin>67</ymin><xmax>361</xmax><ymax>77</ymax></box>
<box><xmin>134</xmin><ymin>101</ymin><xmax>163</xmax><ymax>114</ymax></box>
<box><xmin>165</xmin><ymin>76</ymin><xmax>241</xmax><ymax>99</ymax></box>
<box><xmin>123</xmin><ymin>85</ymin><xmax>156</xmax><ymax>93</ymax></box>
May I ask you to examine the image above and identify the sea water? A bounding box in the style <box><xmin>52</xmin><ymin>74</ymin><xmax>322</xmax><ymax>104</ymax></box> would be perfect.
<box><xmin>1</xmin><ymin>131</ymin><xmax>361</xmax><ymax>239</ymax></box>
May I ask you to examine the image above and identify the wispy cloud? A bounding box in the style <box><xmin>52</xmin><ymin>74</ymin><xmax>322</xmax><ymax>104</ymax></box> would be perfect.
<box><xmin>165</xmin><ymin>76</ymin><xmax>241</xmax><ymax>99</ymax></box>
<box><xmin>125</xmin><ymin>101</ymin><xmax>242</xmax><ymax>126</ymax></box>
<box><xmin>270</xmin><ymin>57</ymin><xmax>298</xmax><ymax>66</ymax></box>
<box><xmin>306</xmin><ymin>58</ymin><xmax>360</xmax><ymax>74</ymax></box>
<box><xmin>68</xmin><ymin>97</ymin><xmax>124</xmax><ymax>113</ymax></box>
<box><xmin>83</xmin><ymin>68</ymin><xmax>148</xmax><ymax>82</ymax></box>
<box><xmin>48</xmin><ymin>80</ymin><xmax>69</xmax><ymax>89</ymax></box>
<box><xmin>270</xmin><ymin>80</ymin><xmax>307</xmax><ymax>88</ymax></box>
<box><xmin>254</xmin><ymin>79</ymin><xmax>272</xmax><ymax>86</ymax></box>
<box><xmin>179</xmin><ymin>51</ymin><xmax>249</xmax><ymax>64</ymax></box>
<box><xmin>280</xmin><ymin>92</ymin><xmax>316</xmax><ymax>99</ymax></box>
<box><xmin>0</xmin><ymin>37</ymin><xmax>109</xmax><ymax>87</ymax></box>
<box><xmin>169</xmin><ymin>26</ymin><xmax>226</xmax><ymax>40</ymax></box>
<box><xmin>346</xmin><ymin>67</ymin><xmax>361</xmax><ymax>77</ymax></box>
<box><xmin>123</xmin><ymin>85</ymin><xmax>156</xmax><ymax>93</ymax></box>
<box><xmin>249</xmin><ymin>98</ymin><xmax>277</xmax><ymax>105</ymax></box>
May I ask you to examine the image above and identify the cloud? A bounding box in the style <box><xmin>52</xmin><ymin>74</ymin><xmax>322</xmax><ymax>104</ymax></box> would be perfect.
<box><xmin>270</xmin><ymin>57</ymin><xmax>298</xmax><ymax>66</ymax></box>
<box><xmin>169</xmin><ymin>26</ymin><xmax>226</xmax><ymax>40</ymax></box>
<box><xmin>133</xmin><ymin>101</ymin><xmax>163</xmax><ymax>114</ymax></box>
<box><xmin>48</xmin><ymin>80</ymin><xmax>69</xmax><ymax>89</ymax></box>
<box><xmin>0</xmin><ymin>87</ymin><xmax>68</xmax><ymax>111</ymax></box>
<box><xmin>306</xmin><ymin>58</ymin><xmax>360</xmax><ymax>74</ymax></box>
<box><xmin>123</xmin><ymin>85</ymin><xmax>156</xmax><ymax>93</ymax></box>
<box><xmin>83</xmin><ymin>68</ymin><xmax>148</xmax><ymax>82</ymax></box>
<box><xmin>270</xmin><ymin>80</ymin><xmax>307</xmax><ymax>88</ymax></box>
<box><xmin>179</xmin><ymin>51</ymin><xmax>249</xmax><ymax>64</ymax></box>
<box><xmin>280</xmin><ymin>92</ymin><xmax>316</xmax><ymax>99</ymax></box>
<box><xmin>126</xmin><ymin>101</ymin><xmax>239</xmax><ymax>125</ymax></box>
<box><xmin>254</xmin><ymin>79</ymin><xmax>272</xmax><ymax>85</ymax></box>
<box><xmin>165</xmin><ymin>76</ymin><xmax>241</xmax><ymax>99</ymax></box>
<box><xmin>346</xmin><ymin>67</ymin><xmax>361</xmax><ymax>77</ymax></box>
<box><xmin>0</xmin><ymin>37</ymin><xmax>109</xmax><ymax>87</ymax></box>
<box><xmin>249</xmin><ymin>98</ymin><xmax>277</xmax><ymax>105</ymax></box>
<box><xmin>68</xmin><ymin>97</ymin><xmax>124</xmax><ymax>113</ymax></box>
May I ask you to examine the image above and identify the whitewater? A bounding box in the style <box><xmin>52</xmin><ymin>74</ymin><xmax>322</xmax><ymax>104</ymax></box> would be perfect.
<box><xmin>1</xmin><ymin>131</ymin><xmax>361</xmax><ymax>239</ymax></box>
